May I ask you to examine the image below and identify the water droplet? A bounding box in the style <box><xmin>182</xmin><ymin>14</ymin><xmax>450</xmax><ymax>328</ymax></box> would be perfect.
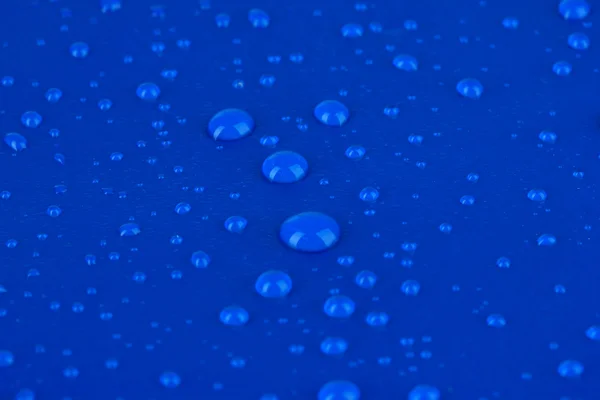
<box><xmin>313</xmin><ymin>100</ymin><xmax>350</xmax><ymax>127</ymax></box>
<box><xmin>568</xmin><ymin>32</ymin><xmax>590</xmax><ymax>50</ymax></box>
<box><xmin>393</xmin><ymin>54</ymin><xmax>418</xmax><ymax>71</ymax></box>
<box><xmin>159</xmin><ymin>371</ymin><xmax>182</xmax><ymax>388</ymax></box>
<box><xmin>207</xmin><ymin>108</ymin><xmax>255</xmax><ymax>141</ymax></box>
<box><xmin>323</xmin><ymin>295</ymin><xmax>355</xmax><ymax>318</ymax></box>
<box><xmin>190</xmin><ymin>251</ymin><xmax>211</xmax><ymax>268</ymax></box>
<box><xmin>219</xmin><ymin>305</ymin><xmax>249</xmax><ymax>326</ymax></box>
<box><xmin>224</xmin><ymin>216</ymin><xmax>248</xmax><ymax>233</ymax></box>
<box><xmin>262</xmin><ymin>151</ymin><xmax>309</xmax><ymax>183</ymax></box>
<box><xmin>279</xmin><ymin>212</ymin><xmax>341</xmax><ymax>252</ymax></box>
<box><xmin>318</xmin><ymin>380</ymin><xmax>360</xmax><ymax>400</ymax></box>
<box><xmin>4</xmin><ymin>133</ymin><xmax>27</xmax><ymax>152</ymax></box>
<box><xmin>255</xmin><ymin>270</ymin><xmax>293</xmax><ymax>298</ymax></box>
<box><xmin>456</xmin><ymin>78</ymin><xmax>484</xmax><ymax>99</ymax></box>
<box><xmin>119</xmin><ymin>223</ymin><xmax>141</xmax><ymax>237</ymax></box>
<box><xmin>248</xmin><ymin>9</ymin><xmax>270</xmax><ymax>28</ymax></box>
<box><xmin>136</xmin><ymin>82</ymin><xmax>161</xmax><ymax>101</ymax></box>
<box><xmin>557</xmin><ymin>359</ymin><xmax>584</xmax><ymax>378</ymax></box>
<box><xmin>21</xmin><ymin>111</ymin><xmax>42</xmax><ymax>128</ymax></box>
<box><xmin>69</xmin><ymin>41</ymin><xmax>89</xmax><ymax>58</ymax></box>
<box><xmin>408</xmin><ymin>385</ymin><xmax>440</xmax><ymax>400</ymax></box>
<box><xmin>558</xmin><ymin>0</ymin><xmax>590</xmax><ymax>20</ymax></box>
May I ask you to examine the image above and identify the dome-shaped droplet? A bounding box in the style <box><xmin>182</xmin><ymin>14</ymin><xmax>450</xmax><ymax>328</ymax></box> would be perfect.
<box><xmin>248</xmin><ymin>9</ymin><xmax>270</xmax><ymax>28</ymax></box>
<box><xmin>392</xmin><ymin>54</ymin><xmax>418</xmax><ymax>71</ymax></box>
<box><xmin>219</xmin><ymin>305</ymin><xmax>249</xmax><ymax>326</ymax></box>
<box><xmin>537</xmin><ymin>234</ymin><xmax>557</xmax><ymax>246</ymax></box>
<box><xmin>101</xmin><ymin>0</ymin><xmax>122</xmax><ymax>13</ymax></box>
<box><xmin>207</xmin><ymin>108</ymin><xmax>255</xmax><ymax>141</ymax></box>
<box><xmin>21</xmin><ymin>111</ymin><xmax>42</xmax><ymax>128</ymax></box>
<box><xmin>255</xmin><ymin>270</ymin><xmax>293</xmax><ymax>298</ymax></box>
<box><xmin>136</xmin><ymin>82</ymin><xmax>161</xmax><ymax>101</ymax></box>
<box><xmin>190</xmin><ymin>250</ymin><xmax>211</xmax><ymax>268</ymax></box>
<box><xmin>408</xmin><ymin>385</ymin><xmax>440</xmax><ymax>400</ymax></box>
<box><xmin>4</xmin><ymin>133</ymin><xmax>27</xmax><ymax>152</ymax></box>
<box><xmin>568</xmin><ymin>32</ymin><xmax>590</xmax><ymax>50</ymax></box>
<box><xmin>69</xmin><ymin>41</ymin><xmax>89</xmax><ymax>58</ymax></box>
<box><xmin>456</xmin><ymin>78</ymin><xmax>484</xmax><ymax>99</ymax></box>
<box><xmin>159</xmin><ymin>371</ymin><xmax>181</xmax><ymax>388</ymax></box>
<box><xmin>0</xmin><ymin>350</ymin><xmax>15</xmax><ymax>367</ymax></box>
<box><xmin>279</xmin><ymin>212</ymin><xmax>340</xmax><ymax>252</ymax></box>
<box><xmin>318</xmin><ymin>380</ymin><xmax>361</xmax><ymax>400</ymax></box>
<box><xmin>320</xmin><ymin>337</ymin><xmax>348</xmax><ymax>355</ymax></box>
<box><xmin>558</xmin><ymin>0</ymin><xmax>590</xmax><ymax>20</ymax></box>
<box><xmin>527</xmin><ymin>189</ymin><xmax>547</xmax><ymax>202</ymax></box>
<box><xmin>313</xmin><ymin>100</ymin><xmax>350</xmax><ymax>127</ymax></box>
<box><xmin>119</xmin><ymin>222</ymin><xmax>141</xmax><ymax>237</ymax></box>
<box><xmin>345</xmin><ymin>145</ymin><xmax>366</xmax><ymax>160</ymax></box>
<box><xmin>262</xmin><ymin>151</ymin><xmax>309</xmax><ymax>183</ymax></box>
<box><xmin>323</xmin><ymin>295</ymin><xmax>355</xmax><ymax>318</ymax></box>
<box><xmin>341</xmin><ymin>23</ymin><xmax>364</xmax><ymax>38</ymax></box>
<box><xmin>553</xmin><ymin>61</ymin><xmax>572</xmax><ymax>76</ymax></box>
<box><xmin>224</xmin><ymin>216</ymin><xmax>248</xmax><ymax>233</ymax></box>
<box><xmin>557</xmin><ymin>359</ymin><xmax>584</xmax><ymax>378</ymax></box>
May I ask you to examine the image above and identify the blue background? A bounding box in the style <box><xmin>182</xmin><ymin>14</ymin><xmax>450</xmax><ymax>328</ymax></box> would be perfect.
<box><xmin>0</xmin><ymin>0</ymin><xmax>599</xmax><ymax>399</ymax></box>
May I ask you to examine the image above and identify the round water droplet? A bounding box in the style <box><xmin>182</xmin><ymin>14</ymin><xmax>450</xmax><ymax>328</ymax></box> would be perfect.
<box><xmin>207</xmin><ymin>108</ymin><xmax>255</xmax><ymax>141</ymax></box>
<box><xmin>313</xmin><ymin>100</ymin><xmax>350</xmax><ymax>127</ymax></box>
<box><xmin>318</xmin><ymin>380</ymin><xmax>360</xmax><ymax>400</ymax></box>
<box><xmin>45</xmin><ymin>88</ymin><xmax>63</xmax><ymax>103</ymax></box>
<box><xmin>568</xmin><ymin>32</ymin><xmax>590</xmax><ymax>50</ymax></box>
<box><xmin>345</xmin><ymin>145</ymin><xmax>366</xmax><ymax>160</ymax></box>
<box><xmin>401</xmin><ymin>280</ymin><xmax>421</xmax><ymax>296</ymax></box>
<box><xmin>557</xmin><ymin>359</ymin><xmax>584</xmax><ymax>378</ymax></box>
<box><xmin>320</xmin><ymin>337</ymin><xmax>348</xmax><ymax>356</ymax></box>
<box><xmin>174</xmin><ymin>202</ymin><xmax>191</xmax><ymax>215</ymax></box>
<box><xmin>159</xmin><ymin>371</ymin><xmax>181</xmax><ymax>388</ymax></box>
<box><xmin>248</xmin><ymin>9</ymin><xmax>270</xmax><ymax>28</ymax></box>
<box><xmin>101</xmin><ymin>0</ymin><xmax>122</xmax><ymax>13</ymax></box>
<box><xmin>136</xmin><ymin>82</ymin><xmax>160</xmax><ymax>101</ymax></box>
<box><xmin>359</xmin><ymin>186</ymin><xmax>379</xmax><ymax>202</ymax></box>
<box><xmin>408</xmin><ymin>385</ymin><xmax>440</xmax><ymax>400</ymax></box>
<box><xmin>585</xmin><ymin>325</ymin><xmax>600</xmax><ymax>341</ymax></box>
<box><xmin>46</xmin><ymin>205</ymin><xmax>62</xmax><ymax>217</ymax></box>
<box><xmin>537</xmin><ymin>234</ymin><xmax>557</xmax><ymax>246</ymax></box>
<box><xmin>341</xmin><ymin>23</ymin><xmax>364</xmax><ymax>38</ymax></box>
<box><xmin>527</xmin><ymin>189</ymin><xmax>547</xmax><ymax>201</ymax></box>
<box><xmin>393</xmin><ymin>54</ymin><xmax>418</xmax><ymax>71</ymax></box>
<box><xmin>279</xmin><ymin>212</ymin><xmax>340</xmax><ymax>252</ymax></box>
<box><xmin>323</xmin><ymin>295</ymin><xmax>355</xmax><ymax>318</ymax></box>
<box><xmin>224</xmin><ymin>216</ymin><xmax>248</xmax><ymax>233</ymax></box>
<box><xmin>262</xmin><ymin>151</ymin><xmax>309</xmax><ymax>183</ymax></box>
<box><xmin>456</xmin><ymin>78</ymin><xmax>484</xmax><ymax>99</ymax></box>
<box><xmin>70</xmin><ymin>41</ymin><xmax>89</xmax><ymax>58</ymax></box>
<box><xmin>215</xmin><ymin>13</ymin><xmax>231</xmax><ymax>28</ymax></box>
<box><xmin>0</xmin><ymin>350</ymin><xmax>14</xmax><ymax>367</ymax></box>
<box><xmin>4</xmin><ymin>133</ymin><xmax>27</xmax><ymax>152</ymax></box>
<box><xmin>539</xmin><ymin>130</ymin><xmax>557</xmax><ymax>144</ymax></box>
<box><xmin>14</xmin><ymin>389</ymin><xmax>35</xmax><ymax>400</ymax></box>
<box><xmin>496</xmin><ymin>257</ymin><xmax>511</xmax><ymax>268</ymax></box>
<box><xmin>355</xmin><ymin>270</ymin><xmax>377</xmax><ymax>288</ymax></box>
<box><xmin>255</xmin><ymin>270</ymin><xmax>292</xmax><ymax>298</ymax></box>
<box><xmin>219</xmin><ymin>305</ymin><xmax>249</xmax><ymax>326</ymax></box>
<box><xmin>21</xmin><ymin>111</ymin><xmax>42</xmax><ymax>128</ymax></box>
<box><xmin>553</xmin><ymin>61</ymin><xmax>572</xmax><ymax>76</ymax></box>
<box><xmin>190</xmin><ymin>250</ymin><xmax>211</xmax><ymax>268</ymax></box>
<box><xmin>558</xmin><ymin>0</ymin><xmax>590</xmax><ymax>20</ymax></box>
<box><xmin>119</xmin><ymin>222</ymin><xmax>141</xmax><ymax>237</ymax></box>
<box><xmin>486</xmin><ymin>313</ymin><xmax>507</xmax><ymax>328</ymax></box>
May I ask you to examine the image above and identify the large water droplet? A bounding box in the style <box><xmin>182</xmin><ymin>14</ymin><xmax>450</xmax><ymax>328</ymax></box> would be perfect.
<box><xmin>279</xmin><ymin>212</ymin><xmax>340</xmax><ymax>252</ymax></box>
<box><xmin>207</xmin><ymin>108</ymin><xmax>255</xmax><ymax>141</ymax></box>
